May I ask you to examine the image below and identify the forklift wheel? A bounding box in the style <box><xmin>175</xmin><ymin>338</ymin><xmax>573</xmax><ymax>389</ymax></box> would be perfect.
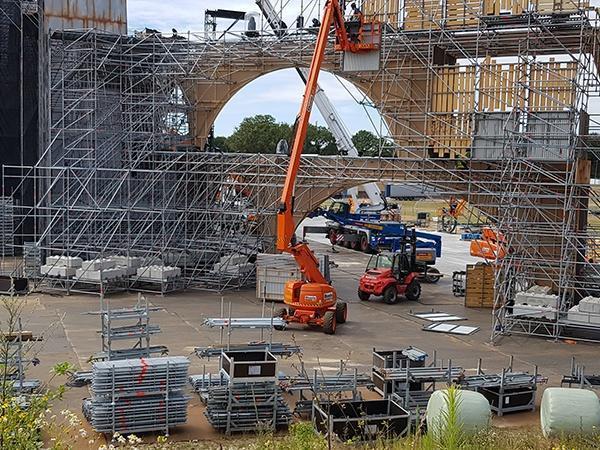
<box><xmin>335</xmin><ymin>302</ymin><xmax>348</xmax><ymax>324</ymax></box>
<box><xmin>323</xmin><ymin>311</ymin><xmax>337</xmax><ymax>334</ymax></box>
<box><xmin>383</xmin><ymin>286</ymin><xmax>399</xmax><ymax>304</ymax></box>
<box><xmin>424</xmin><ymin>267</ymin><xmax>441</xmax><ymax>284</ymax></box>
<box><xmin>274</xmin><ymin>308</ymin><xmax>287</xmax><ymax>331</ymax></box>
<box><xmin>358</xmin><ymin>290</ymin><xmax>370</xmax><ymax>301</ymax></box>
<box><xmin>405</xmin><ymin>280</ymin><xmax>421</xmax><ymax>302</ymax></box>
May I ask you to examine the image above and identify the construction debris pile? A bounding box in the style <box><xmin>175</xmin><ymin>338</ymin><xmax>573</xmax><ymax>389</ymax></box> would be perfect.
<box><xmin>83</xmin><ymin>356</ymin><xmax>190</xmax><ymax>435</ymax></box>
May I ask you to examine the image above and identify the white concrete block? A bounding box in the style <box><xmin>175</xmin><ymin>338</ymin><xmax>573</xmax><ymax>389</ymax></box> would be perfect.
<box><xmin>45</xmin><ymin>256</ymin><xmax>83</xmax><ymax>268</ymax></box>
<box><xmin>41</xmin><ymin>265</ymin><xmax>76</xmax><ymax>278</ymax></box>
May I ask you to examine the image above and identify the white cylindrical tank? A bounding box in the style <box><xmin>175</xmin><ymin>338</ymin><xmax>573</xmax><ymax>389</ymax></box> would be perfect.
<box><xmin>426</xmin><ymin>389</ymin><xmax>491</xmax><ymax>436</ymax></box>
<box><xmin>541</xmin><ymin>388</ymin><xmax>600</xmax><ymax>438</ymax></box>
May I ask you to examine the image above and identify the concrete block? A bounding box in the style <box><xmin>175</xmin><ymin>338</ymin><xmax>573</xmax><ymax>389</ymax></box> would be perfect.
<box><xmin>81</xmin><ymin>258</ymin><xmax>116</xmax><ymax>271</ymax></box>
<box><xmin>41</xmin><ymin>265</ymin><xmax>76</xmax><ymax>278</ymax></box>
<box><xmin>45</xmin><ymin>256</ymin><xmax>83</xmax><ymax>268</ymax></box>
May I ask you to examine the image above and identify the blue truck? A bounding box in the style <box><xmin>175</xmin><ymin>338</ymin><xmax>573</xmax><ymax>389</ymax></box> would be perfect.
<box><xmin>304</xmin><ymin>200</ymin><xmax>442</xmax><ymax>270</ymax></box>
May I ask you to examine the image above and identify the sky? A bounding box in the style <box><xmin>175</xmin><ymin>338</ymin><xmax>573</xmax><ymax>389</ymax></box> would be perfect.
<box><xmin>126</xmin><ymin>0</ymin><xmax>383</xmax><ymax>137</ymax></box>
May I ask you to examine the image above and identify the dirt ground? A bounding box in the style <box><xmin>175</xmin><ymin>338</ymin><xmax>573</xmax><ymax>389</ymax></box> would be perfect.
<box><xmin>8</xmin><ymin>231</ymin><xmax>600</xmax><ymax>447</ymax></box>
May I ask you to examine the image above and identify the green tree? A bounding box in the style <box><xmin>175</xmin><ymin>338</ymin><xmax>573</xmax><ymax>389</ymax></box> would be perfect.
<box><xmin>227</xmin><ymin>115</ymin><xmax>291</xmax><ymax>153</ymax></box>
<box><xmin>212</xmin><ymin>135</ymin><xmax>230</xmax><ymax>152</ymax></box>
<box><xmin>304</xmin><ymin>124</ymin><xmax>338</xmax><ymax>155</ymax></box>
<box><xmin>352</xmin><ymin>129</ymin><xmax>395</xmax><ymax>157</ymax></box>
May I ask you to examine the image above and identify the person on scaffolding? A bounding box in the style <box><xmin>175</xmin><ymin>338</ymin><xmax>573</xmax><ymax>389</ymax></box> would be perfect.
<box><xmin>346</xmin><ymin>2</ymin><xmax>363</xmax><ymax>43</ymax></box>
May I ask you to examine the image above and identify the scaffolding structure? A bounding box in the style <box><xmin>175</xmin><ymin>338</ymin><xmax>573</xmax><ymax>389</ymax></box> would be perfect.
<box><xmin>1</xmin><ymin>1</ymin><xmax>599</xmax><ymax>343</ymax></box>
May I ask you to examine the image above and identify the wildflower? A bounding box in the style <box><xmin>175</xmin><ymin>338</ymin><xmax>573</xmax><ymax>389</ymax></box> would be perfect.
<box><xmin>127</xmin><ymin>434</ymin><xmax>142</xmax><ymax>444</ymax></box>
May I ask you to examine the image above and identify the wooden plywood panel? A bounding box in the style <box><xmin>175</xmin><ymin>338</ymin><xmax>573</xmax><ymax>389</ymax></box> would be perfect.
<box><xmin>529</xmin><ymin>60</ymin><xmax>577</xmax><ymax>111</ymax></box>
<box><xmin>428</xmin><ymin>66</ymin><xmax>475</xmax><ymax>157</ymax></box>
<box><xmin>404</xmin><ymin>0</ymin><xmax>444</xmax><ymax>30</ymax></box>
<box><xmin>363</xmin><ymin>0</ymin><xmax>401</xmax><ymax>26</ymax></box>
<box><xmin>446</xmin><ymin>0</ymin><xmax>481</xmax><ymax>28</ymax></box>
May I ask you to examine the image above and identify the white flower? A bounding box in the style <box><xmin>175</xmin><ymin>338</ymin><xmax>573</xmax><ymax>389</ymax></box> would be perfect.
<box><xmin>127</xmin><ymin>434</ymin><xmax>142</xmax><ymax>445</ymax></box>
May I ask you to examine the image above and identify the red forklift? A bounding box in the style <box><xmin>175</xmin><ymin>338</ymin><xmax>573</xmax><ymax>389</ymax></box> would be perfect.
<box><xmin>357</xmin><ymin>230</ymin><xmax>422</xmax><ymax>304</ymax></box>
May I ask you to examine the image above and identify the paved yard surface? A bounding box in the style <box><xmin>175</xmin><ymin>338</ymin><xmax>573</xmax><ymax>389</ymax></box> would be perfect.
<box><xmin>6</xmin><ymin>228</ymin><xmax>599</xmax><ymax>445</ymax></box>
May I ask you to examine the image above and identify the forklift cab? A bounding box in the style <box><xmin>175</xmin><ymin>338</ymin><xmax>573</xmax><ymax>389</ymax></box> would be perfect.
<box><xmin>366</xmin><ymin>251</ymin><xmax>413</xmax><ymax>284</ymax></box>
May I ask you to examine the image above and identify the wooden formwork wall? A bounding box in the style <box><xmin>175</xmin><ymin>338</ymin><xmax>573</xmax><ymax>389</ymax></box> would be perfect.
<box><xmin>427</xmin><ymin>58</ymin><xmax>578</xmax><ymax>157</ymax></box>
<box><xmin>363</xmin><ymin>0</ymin><xmax>589</xmax><ymax>31</ymax></box>
<box><xmin>363</xmin><ymin>0</ymin><xmax>401</xmax><ymax>25</ymax></box>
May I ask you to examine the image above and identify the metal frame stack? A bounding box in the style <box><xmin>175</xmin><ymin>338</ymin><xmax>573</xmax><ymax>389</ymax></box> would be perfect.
<box><xmin>372</xmin><ymin>347</ymin><xmax>428</xmax><ymax>399</ymax></box>
<box><xmin>279</xmin><ymin>361</ymin><xmax>374</xmax><ymax>417</ymax></box>
<box><xmin>2</xmin><ymin>318</ymin><xmax>41</xmax><ymax>395</ymax></box>
<box><xmin>0</xmin><ymin>196</ymin><xmax>13</xmax><ymax>257</ymax></box>
<box><xmin>83</xmin><ymin>356</ymin><xmax>190</xmax><ymax>435</ymax></box>
<box><xmin>204</xmin><ymin>350</ymin><xmax>291</xmax><ymax>434</ymax></box>
<box><xmin>88</xmin><ymin>293</ymin><xmax>167</xmax><ymax>361</ymax></box>
<box><xmin>372</xmin><ymin>348</ymin><xmax>462</xmax><ymax>418</ymax></box>
<box><xmin>459</xmin><ymin>356</ymin><xmax>545</xmax><ymax>416</ymax></box>
<box><xmin>561</xmin><ymin>357</ymin><xmax>600</xmax><ymax>390</ymax></box>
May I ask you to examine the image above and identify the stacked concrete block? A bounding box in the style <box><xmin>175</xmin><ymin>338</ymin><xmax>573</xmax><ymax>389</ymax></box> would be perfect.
<box><xmin>40</xmin><ymin>265</ymin><xmax>77</xmax><ymax>278</ymax></box>
<box><xmin>112</xmin><ymin>256</ymin><xmax>143</xmax><ymax>276</ymax></box>
<box><xmin>45</xmin><ymin>255</ymin><xmax>83</xmax><ymax>268</ymax></box>
<box><xmin>514</xmin><ymin>292</ymin><xmax>558</xmax><ymax>309</ymax></box>
<box><xmin>81</xmin><ymin>258</ymin><xmax>116</xmax><ymax>271</ymax></box>
<box><xmin>75</xmin><ymin>258</ymin><xmax>126</xmax><ymax>281</ymax></box>
<box><xmin>512</xmin><ymin>286</ymin><xmax>558</xmax><ymax>320</ymax></box>
<box><xmin>150</xmin><ymin>266</ymin><xmax>181</xmax><ymax>280</ymax></box>
<box><xmin>76</xmin><ymin>267</ymin><xmax>125</xmax><ymax>281</ymax></box>
<box><xmin>212</xmin><ymin>254</ymin><xmax>254</xmax><ymax>277</ymax></box>
<box><xmin>137</xmin><ymin>265</ymin><xmax>181</xmax><ymax>281</ymax></box>
<box><xmin>512</xmin><ymin>304</ymin><xmax>557</xmax><ymax>320</ymax></box>
<box><xmin>567</xmin><ymin>296</ymin><xmax>600</xmax><ymax>326</ymax></box>
<box><xmin>579</xmin><ymin>296</ymin><xmax>600</xmax><ymax>314</ymax></box>
<box><xmin>527</xmin><ymin>285</ymin><xmax>553</xmax><ymax>294</ymax></box>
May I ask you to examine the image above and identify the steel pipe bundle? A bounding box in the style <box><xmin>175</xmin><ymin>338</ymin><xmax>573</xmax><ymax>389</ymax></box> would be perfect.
<box><xmin>83</xmin><ymin>392</ymin><xmax>190</xmax><ymax>434</ymax></box>
<box><xmin>103</xmin><ymin>324</ymin><xmax>161</xmax><ymax>340</ymax></box>
<box><xmin>85</xmin><ymin>356</ymin><xmax>190</xmax><ymax>434</ymax></box>
<box><xmin>380</xmin><ymin>366</ymin><xmax>463</xmax><ymax>382</ymax></box>
<box><xmin>92</xmin><ymin>357</ymin><xmax>189</xmax><ymax>395</ymax></box>
<box><xmin>460</xmin><ymin>372</ymin><xmax>540</xmax><ymax>389</ymax></box>
<box><xmin>279</xmin><ymin>373</ymin><xmax>373</xmax><ymax>393</ymax></box>
<box><xmin>195</xmin><ymin>342</ymin><xmax>302</xmax><ymax>358</ymax></box>
<box><xmin>203</xmin><ymin>317</ymin><xmax>287</xmax><ymax>329</ymax></box>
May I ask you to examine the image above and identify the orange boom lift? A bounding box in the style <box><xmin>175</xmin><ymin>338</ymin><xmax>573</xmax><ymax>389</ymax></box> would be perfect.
<box><xmin>275</xmin><ymin>0</ymin><xmax>380</xmax><ymax>334</ymax></box>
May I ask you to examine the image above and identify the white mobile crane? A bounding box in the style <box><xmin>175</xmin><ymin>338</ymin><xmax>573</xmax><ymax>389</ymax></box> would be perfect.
<box><xmin>255</xmin><ymin>0</ymin><xmax>387</xmax><ymax>215</ymax></box>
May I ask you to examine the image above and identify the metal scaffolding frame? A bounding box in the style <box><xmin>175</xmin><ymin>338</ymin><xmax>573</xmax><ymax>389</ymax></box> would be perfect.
<box><xmin>0</xmin><ymin>1</ymin><xmax>598</xmax><ymax>344</ymax></box>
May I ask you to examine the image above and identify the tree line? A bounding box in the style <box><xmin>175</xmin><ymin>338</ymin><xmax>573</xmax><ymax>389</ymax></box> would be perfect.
<box><xmin>211</xmin><ymin>114</ymin><xmax>394</xmax><ymax>157</ymax></box>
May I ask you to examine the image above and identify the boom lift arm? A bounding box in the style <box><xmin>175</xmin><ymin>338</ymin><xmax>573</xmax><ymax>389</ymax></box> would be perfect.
<box><xmin>276</xmin><ymin>0</ymin><xmax>351</xmax><ymax>262</ymax></box>
<box><xmin>256</xmin><ymin>0</ymin><xmax>385</xmax><ymax>213</ymax></box>
<box><xmin>274</xmin><ymin>0</ymin><xmax>378</xmax><ymax>333</ymax></box>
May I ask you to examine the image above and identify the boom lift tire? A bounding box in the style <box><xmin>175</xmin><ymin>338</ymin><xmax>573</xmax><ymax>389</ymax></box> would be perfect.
<box><xmin>323</xmin><ymin>311</ymin><xmax>337</xmax><ymax>334</ymax></box>
<box><xmin>358</xmin><ymin>289</ymin><xmax>370</xmax><ymax>301</ymax></box>
<box><xmin>383</xmin><ymin>285</ymin><xmax>399</xmax><ymax>304</ymax></box>
<box><xmin>335</xmin><ymin>301</ymin><xmax>348</xmax><ymax>324</ymax></box>
<box><xmin>405</xmin><ymin>280</ymin><xmax>421</xmax><ymax>302</ymax></box>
